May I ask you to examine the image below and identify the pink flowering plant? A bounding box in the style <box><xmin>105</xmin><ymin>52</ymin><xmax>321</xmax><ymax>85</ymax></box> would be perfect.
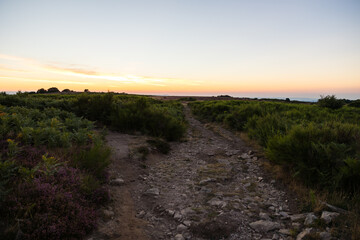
<box><xmin>0</xmin><ymin>104</ymin><xmax>111</xmax><ymax>239</ymax></box>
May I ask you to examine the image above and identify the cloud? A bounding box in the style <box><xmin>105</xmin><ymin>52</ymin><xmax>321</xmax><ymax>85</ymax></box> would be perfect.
<box><xmin>0</xmin><ymin>64</ymin><xmax>28</xmax><ymax>72</ymax></box>
<box><xmin>0</xmin><ymin>54</ymin><xmax>40</xmax><ymax>66</ymax></box>
<box><xmin>0</xmin><ymin>76</ymin><xmax>93</xmax><ymax>85</ymax></box>
<box><xmin>0</xmin><ymin>53</ymin><xmax>199</xmax><ymax>87</ymax></box>
<box><xmin>45</xmin><ymin>65</ymin><xmax>100</xmax><ymax>76</ymax></box>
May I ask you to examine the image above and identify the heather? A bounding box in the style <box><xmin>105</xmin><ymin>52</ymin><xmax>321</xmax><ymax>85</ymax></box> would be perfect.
<box><xmin>0</xmin><ymin>104</ymin><xmax>110</xmax><ymax>239</ymax></box>
<box><xmin>0</xmin><ymin>92</ymin><xmax>186</xmax><ymax>239</ymax></box>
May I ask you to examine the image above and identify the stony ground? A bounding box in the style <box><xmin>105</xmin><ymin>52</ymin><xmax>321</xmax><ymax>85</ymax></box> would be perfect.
<box><xmin>88</xmin><ymin>105</ymin><xmax>340</xmax><ymax>240</ymax></box>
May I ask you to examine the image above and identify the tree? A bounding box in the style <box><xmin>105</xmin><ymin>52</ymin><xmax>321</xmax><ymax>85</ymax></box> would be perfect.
<box><xmin>47</xmin><ymin>87</ymin><xmax>60</xmax><ymax>93</ymax></box>
<box><xmin>84</xmin><ymin>89</ymin><xmax>90</xmax><ymax>93</ymax></box>
<box><xmin>62</xmin><ymin>89</ymin><xmax>71</xmax><ymax>93</ymax></box>
<box><xmin>37</xmin><ymin>88</ymin><xmax>47</xmax><ymax>94</ymax></box>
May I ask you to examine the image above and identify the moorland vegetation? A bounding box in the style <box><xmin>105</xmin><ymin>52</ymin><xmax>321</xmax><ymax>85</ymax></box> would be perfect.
<box><xmin>189</xmin><ymin>95</ymin><xmax>360</xmax><ymax>235</ymax></box>
<box><xmin>0</xmin><ymin>91</ymin><xmax>186</xmax><ymax>239</ymax></box>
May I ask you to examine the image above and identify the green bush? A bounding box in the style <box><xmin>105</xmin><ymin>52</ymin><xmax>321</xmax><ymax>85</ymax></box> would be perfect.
<box><xmin>73</xmin><ymin>93</ymin><xmax>114</xmax><ymax>123</ymax></box>
<box><xmin>110</xmin><ymin>98</ymin><xmax>186</xmax><ymax>141</ymax></box>
<box><xmin>318</xmin><ymin>95</ymin><xmax>345</xmax><ymax>110</ymax></box>
<box><xmin>224</xmin><ymin>104</ymin><xmax>263</xmax><ymax>130</ymax></box>
<box><xmin>337</xmin><ymin>158</ymin><xmax>360</xmax><ymax>193</ymax></box>
<box><xmin>147</xmin><ymin>138</ymin><xmax>171</xmax><ymax>154</ymax></box>
<box><xmin>190</xmin><ymin>99</ymin><xmax>360</xmax><ymax>196</ymax></box>
<box><xmin>246</xmin><ymin>113</ymin><xmax>290</xmax><ymax>146</ymax></box>
<box><xmin>348</xmin><ymin>99</ymin><xmax>360</xmax><ymax>108</ymax></box>
<box><xmin>266</xmin><ymin>122</ymin><xmax>360</xmax><ymax>190</ymax></box>
<box><xmin>0</xmin><ymin>160</ymin><xmax>18</xmax><ymax>206</ymax></box>
<box><xmin>72</xmin><ymin>142</ymin><xmax>111</xmax><ymax>179</ymax></box>
<box><xmin>0</xmin><ymin>94</ymin><xmax>113</xmax><ymax>239</ymax></box>
<box><xmin>80</xmin><ymin>173</ymin><xmax>101</xmax><ymax>195</ymax></box>
<box><xmin>1</xmin><ymin>93</ymin><xmax>187</xmax><ymax>141</ymax></box>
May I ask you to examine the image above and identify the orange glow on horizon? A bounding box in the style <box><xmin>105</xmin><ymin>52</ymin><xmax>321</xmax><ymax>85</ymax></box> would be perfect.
<box><xmin>0</xmin><ymin>53</ymin><xmax>359</xmax><ymax>98</ymax></box>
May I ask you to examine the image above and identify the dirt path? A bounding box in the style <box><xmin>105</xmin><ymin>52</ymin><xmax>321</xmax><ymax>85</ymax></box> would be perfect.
<box><xmin>89</xmin><ymin>105</ymin><xmax>304</xmax><ymax>240</ymax></box>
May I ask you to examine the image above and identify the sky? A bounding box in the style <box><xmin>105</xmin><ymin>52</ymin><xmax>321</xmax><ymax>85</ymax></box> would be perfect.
<box><xmin>0</xmin><ymin>0</ymin><xmax>359</xmax><ymax>99</ymax></box>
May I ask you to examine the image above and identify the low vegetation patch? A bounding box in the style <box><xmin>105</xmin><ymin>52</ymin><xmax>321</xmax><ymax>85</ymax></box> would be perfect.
<box><xmin>0</xmin><ymin>93</ymin><xmax>187</xmax><ymax>141</ymax></box>
<box><xmin>189</xmin><ymin>96</ymin><xmax>360</xmax><ymax>238</ymax></box>
<box><xmin>0</xmin><ymin>101</ymin><xmax>108</xmax><ymax>239</ymax></box>
<box><xmin>0</xmin><ymin>91</ymin><xmax>187</xmax><ymax>239</ymax></box>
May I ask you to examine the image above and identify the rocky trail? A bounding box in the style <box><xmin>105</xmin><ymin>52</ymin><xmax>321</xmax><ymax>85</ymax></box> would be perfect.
<box><xmin>88</xmin><ymin>105</ymin><xmax>340</xmax><ymax>240</ymax></box>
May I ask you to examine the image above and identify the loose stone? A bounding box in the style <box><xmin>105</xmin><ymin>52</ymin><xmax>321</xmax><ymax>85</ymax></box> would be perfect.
<box><xmin>136</xmin><ymin>210</ymin><xmax>146</xmax><ymax>218</ymax></box>
<box><xmin>110</xmin><ymin>178</ymin><xmax>125</xmax><ymax>186</ymax></box>
<box><xmin>183</xmin><ymin>220</ymin><xmax>192</xmax><ymax>227</ymax></box>
<box><xmin>259</xmin><ymin>212</ymin><xmax>271</xmax><ymax>220</ymax></box>
<box><xmin>176</xmin><ymin>224</ymin><xmax>187</xmax><ymax>232</ymax></box>
<box><xmin>103</xmin><ymin>209</ymin><xmax>115</xmax><ymax>220</ymax></box>
<box><xmin>249</xmin><ymin>220</ymin><xmax>281</xmax><ymax>232</ymax></box>
<box><xmin>174</xmin><ymin>212</ymin><xmax>182</xmax><ymax>220</ymax></box>
<box><xmin>144</xmin><ymin>188</ymin><xmax>160</xmax><ymax>196</ymax></box>
<box><xmin>304</xmin><ymin>213</ymin><xmax>317</xmax><ymax>225</ymax></box>
<box><xmin>296</xmin><ymin>228</ymin><xmax>314</xmax><ymax>240</ymax></box>
<box><xmin>321</xmin><ymin>211</ymin><xmax>340</xmax><ymax>224</ymax></box>
<box><xmin>290</xmin><ymin>213</ymin><xmax>306</xmax><ymax>222</ymax></box>
<box><xmin>174</xmin><ymin>234</ymin><xmax>185</xmax><ymax>240</ymax></box>
<box><xmin>278</xmin><ymin>228</ymin><xmax>292</xmax><ymax>235</ymax></box>
<box><xmin>319</xmin><ymin>231</ymin><xmax>332</xmax><ymax>240</ymax></box>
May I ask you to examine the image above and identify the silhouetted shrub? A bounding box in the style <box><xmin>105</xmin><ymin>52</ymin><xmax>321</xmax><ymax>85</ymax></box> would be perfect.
<box><xmin>62</xmin><ymin>89</ymin><xmax>71</xmax><ymax>93</ymax></box>
<box><xmin>349</xmin><ymin>99</ymin><xmax>360</xmax><ymax>108</ymax></box>
<box><xmin>36</xmin><ymin>88</ymin><xmax>47</xmax><ymax>94</ymax></box>
<box><xmin>47</xmin><ymin>87</ymin><xmax>60</xmax><ymax>93</ymax></box>
<box><xmin>318</xmin><ymin>95</ymin><xmax>345</xmax><ymax>109</ymax></box>
<box><xmin>178</xmin><ymin>97</ymin><xmax>197</xmax><ymax>101</ymax></box>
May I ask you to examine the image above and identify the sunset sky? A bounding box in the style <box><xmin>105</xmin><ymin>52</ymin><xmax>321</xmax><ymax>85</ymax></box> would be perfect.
<box><xmin>0</xmin><ymin>0</ymin><xmax>359</xmax><ymax>99</ymax></box>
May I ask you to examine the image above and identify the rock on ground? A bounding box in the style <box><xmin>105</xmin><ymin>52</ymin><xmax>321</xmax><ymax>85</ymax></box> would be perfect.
<box><xmin>249</xmin><ymin>220</ymin><xmax>281</xmax><ymax>232</ymax></box>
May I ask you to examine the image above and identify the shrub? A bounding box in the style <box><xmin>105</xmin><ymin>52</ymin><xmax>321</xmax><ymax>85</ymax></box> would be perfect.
<box><xmin>110</xmin><ymin>98</ymin><xmax>186</xmax><ymax>141</ymax></box>
<box><xmin>318</xmin><ymin>95</ymin><xmax>345</xmax><ymax>110</ymax></box>
<box><xmin>0</xmin><ymin>160</ymin><xmax>18</xmax><ymax>207</ymax></box>
<box><xmin>72</xmin><ymin>142</ymin><xmax>111</xmax><ymax>179</ymax></box>
<box><xmin>62</xmin><ymin>89</ymin><xmax>71</xmax><ymax>93</ymax></box>
<box><xmin>246</xmin><ymin>113</ymin><xmax>290</xmax><ymax>146</ymax></box>
<box><xmin>178</xmin><ymin>97</ymin><xmax>197</xmax><ymax>101</ymax></box>
<box><xmin>348</xmin><ymin>99</ymin><xmax>360</xmax><ymax>108</ymax></box>
<box><xmin>73</xmin><ymin>93</ymin><xmax>114</xmax><ymax>123</ymax></box>
<box><xmin>147</xmin><ymin>138</ymin><xmax>171</xmax><ymax>154</ymax></box>
<box><xmin>224</xmin><ymin>104</ymin><xmax>262</xmax><ymax>130</ymax></box>
<box><xmin>266</xmin><ymin>122</ymin><xmax>360</xmax><ymax>190</ymax></box>
<box><xmin>336</xmin><ymin>158</ymin><xmax>360</xmax><ymax>194</ymax></box>
<box><xmin>47</xmin><ymin>87</ymin><xmax>60</xmax><ymax>93</ymax></box>
<box><xmin>7</xmin><ymin>167</ymin><xmax>97</xmax><ymax>240</ymax></box>
<box><xmin>36</xmin><ymin>88</ymin><xmax>47</xmax><ymax>94</ymax></box>
<box><xmin>79</xmin><ymin>173</ymin><xmax>110</xmax><ymax>203</ymax></box>
<box><xmin>0</xmin><ymin>95</ymin><xmax>113</xmax><ymax>239</ymax></box>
